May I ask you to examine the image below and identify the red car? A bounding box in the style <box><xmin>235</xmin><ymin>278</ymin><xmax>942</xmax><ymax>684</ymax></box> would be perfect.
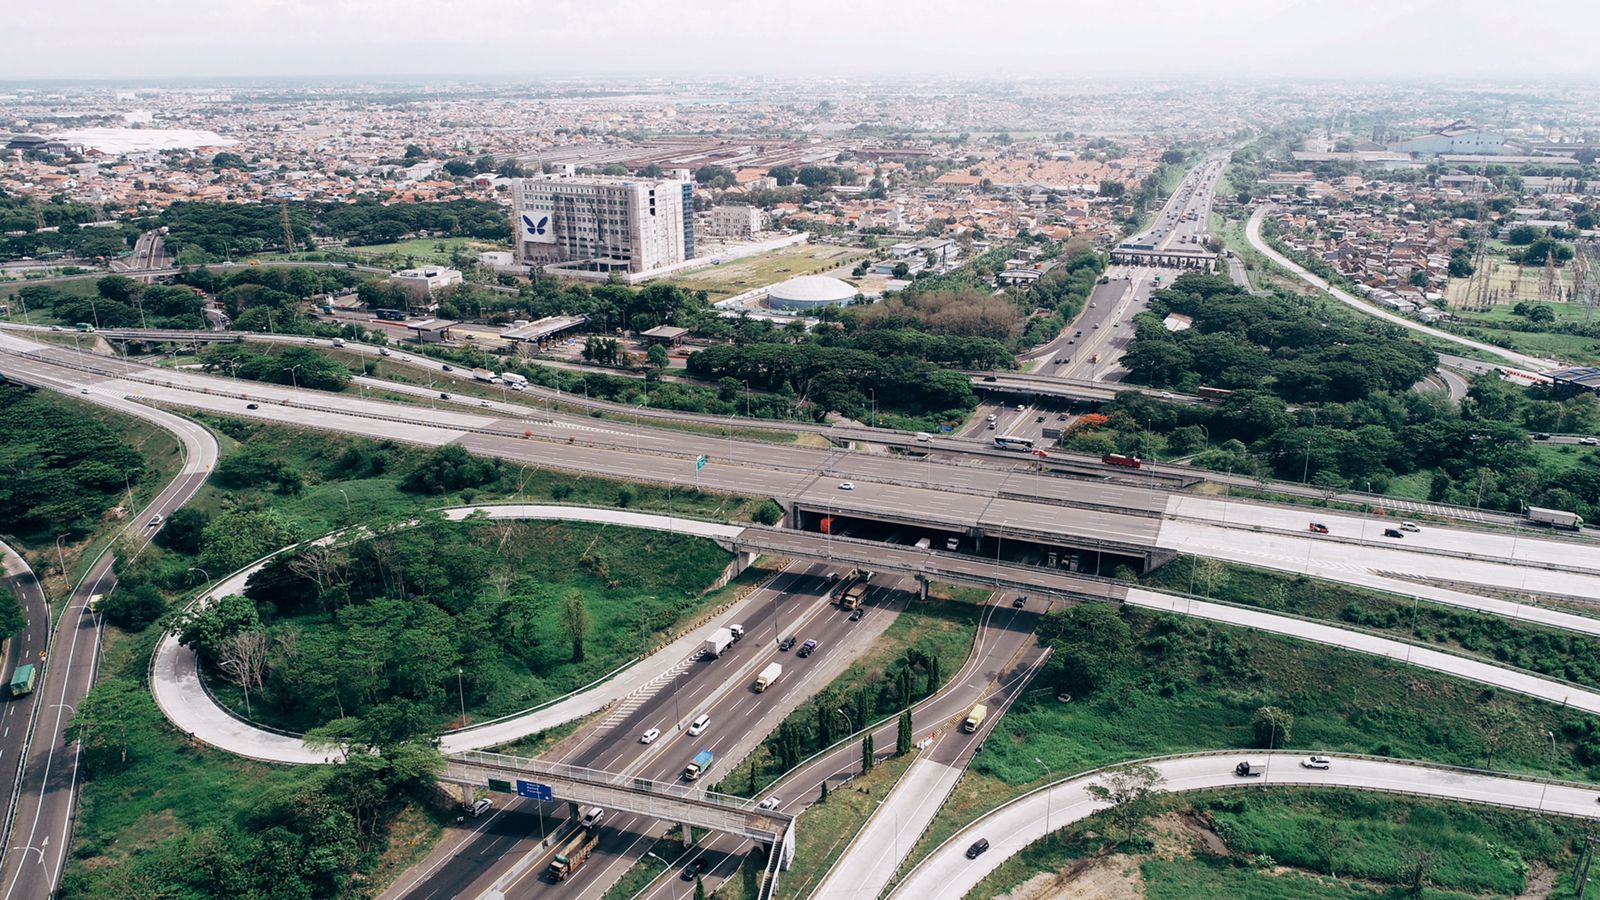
<box><xmin>1308</xmin><ymin>522</ymin><xmax>1330</xmax><ymax>534</ymax></box>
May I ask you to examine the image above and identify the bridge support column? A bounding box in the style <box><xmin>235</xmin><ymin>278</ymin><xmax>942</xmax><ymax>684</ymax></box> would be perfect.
<box><xmin>733</xmin><ymin>549</ymin><xmax>758</xmax><ymax>577</ymax></box>
<box><xmin>917</xmin><ymin>575</ymin><xmax>929</xmax><ymax>602</ymax></box>
<box><xmin>449</xmin><ymin>782</ymin><xmax>473</xmax><ymax>805</ymax></box>
<box><xmin>682</xmin><ymin>824</ymin><xmax>694</xmax><ymax>847</ymax></box>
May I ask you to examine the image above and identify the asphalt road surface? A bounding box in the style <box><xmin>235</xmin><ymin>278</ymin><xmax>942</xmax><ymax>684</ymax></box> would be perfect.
<box><xmin>0</xmin><ymin>362</ymin><xmax>217</xmax><ymax>900</ymax></box>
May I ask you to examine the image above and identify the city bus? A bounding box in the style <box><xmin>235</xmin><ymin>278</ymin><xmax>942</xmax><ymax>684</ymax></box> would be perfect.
<box><xmin>994</xmin><ymin>436</ymin><xmax>1036</xmax><ymax>452</ymax></box>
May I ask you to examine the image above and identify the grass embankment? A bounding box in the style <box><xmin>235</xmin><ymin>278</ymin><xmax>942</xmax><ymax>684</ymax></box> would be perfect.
<box><xmin>778</xmin><ymin>753</ymin><xmax>916</xmax><ymax>900</ymax></box>
<box><xmin>1144</xmin><ymin>557</ymin><xmax>1600</xmax><ymax>687</ymax></box>
<box><xmin>899</xmin><ymin>604</ymin><xmax>1600</xmax><ymax>884</ymax></box>
<box><xmin>666</xmin><ymin>244</ymin><xmax>869</xmax><ymax>302</ymax></box>
<box><xmin>340</xmin><ymin>237</ymin><xmax>509</xmax><ymax>267</ymax></box>
<box><xmin>970</xmin><ymin>790</ymin><xmax>1582</xmax><ymax>900</ymax></box>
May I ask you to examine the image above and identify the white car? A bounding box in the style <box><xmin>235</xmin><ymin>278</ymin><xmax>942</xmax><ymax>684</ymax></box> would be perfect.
<box><xmin>1400</xmin><ymin>521</ymin><xmax>1421</xmax><ymax>532</ymax></box>
<box><xmin>640</xmin><ymin>728</ymin><xmax>661</xmax><ymax>744</ymax></box>
<box><xmin>838</xmin><ymin>482</ymin><xmax>854</xmax><ymax>491</ymax></box>
<box><xmin>1582</xmin><ymin>437</ymin><xmax>1599</xmax><ymax>446</ymax></box>
<box><xmin>469</xmin><ymin>798</ymin><xmax>493</xmax><ymax>817</ymax></box>
<box><xmin>687</xmin><ymin>715</ymin><xmax>710</xmax><ymax>736</ymax></box>
<box><xmin>1159</xmin><ymin>392</ymin><xmax>1174</xmax><ymax>399</ymax></box>
<box><xmin>479</xmin><ymin>400</ymin><xmax>492</xmax><ymax>408</ymax></box>
<box><xmin>758</xmin><ymin>796</ymin><xmax>781</xmax><ymax>810</ymax></box>
<box><xmin>986</xmin><ymin>413</ymin><xmax>998</xmax><ymax>422</ymax></box>
<box><xmin>1301</xmin><ymin>755</ymin><xmax>1331</xmax><ymax>770</ymax></box>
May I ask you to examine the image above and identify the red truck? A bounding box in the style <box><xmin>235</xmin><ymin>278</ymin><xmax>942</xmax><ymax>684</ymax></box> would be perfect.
<box><xmin>1101</xmin><ymin>453</ymin><xmax>1142</xmax><ymax>469</ymax></box>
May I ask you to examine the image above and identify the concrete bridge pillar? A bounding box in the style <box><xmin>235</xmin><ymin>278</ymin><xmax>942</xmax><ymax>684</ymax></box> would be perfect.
<box><xmin>682</xmin><ymin>824</ymin><xmax>695</xmax><ymax>847</ymax></box>
<box><xmin>734</xmin><ymin>549</ymin><xmax>759</xmax><ymax>576</ymax></box>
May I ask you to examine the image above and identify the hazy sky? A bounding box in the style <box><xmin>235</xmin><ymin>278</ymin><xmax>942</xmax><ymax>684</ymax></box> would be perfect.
<box><xmin>3</xmin><ymin>0</ymin><xmax>1597</xmax><ymax>81</ymax></box>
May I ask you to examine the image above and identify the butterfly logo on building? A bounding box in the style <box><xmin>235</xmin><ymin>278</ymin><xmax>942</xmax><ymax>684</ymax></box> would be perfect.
<box><xmin>521</xmin><ymin>213</ymin><xmax>555</xmax><ymax>243</ymax></box>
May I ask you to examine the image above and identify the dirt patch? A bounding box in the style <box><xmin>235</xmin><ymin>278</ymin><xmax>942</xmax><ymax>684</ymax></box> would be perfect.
<box><xmin>1517</xmin><ymin>863</ymin><xmax>1559</xmax><ymax>899</ymax></box>
<box><xmin>1145</xmin><ymin>811</ymin><xmax>1228</xmax><ymax>860</ymax></box>
<box><xmin>994</xmin><ymin>853</ymin><xmax>1144</xmax><ymax>900</ymax></box>
<box><xmin>1176</xmin><ymin>811</ymin><xmax>1230</xmax><ymax>857</ymax></box>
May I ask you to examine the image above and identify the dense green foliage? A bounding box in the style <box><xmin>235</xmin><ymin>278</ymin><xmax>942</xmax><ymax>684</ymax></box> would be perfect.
<box><xmin>198</xmin><ymin>344</ymin><xmax>353</xmax><ymax>391</ymax></box>
<box><xmin>0</xmin><ymin>189</ymin><xmax>139</xmax><ymax>261</ymax></box>
<box><xmin>686</xmin><ymin>342</ymin><xmax>977</xmax><ymax>424</ymax></box>
<box><xmin>12</xmin><ymin>275</ymin><xmax>207</xmax><ymax>329</ymax></box>
<box><xmin>1123</xmin><ymin>274</ymin><xmax>1434</xmax><ymax>403</ymax></box>
<box><xmin>182</xmin><ymin>517</ymin><xmax>732</xmax><ymax>732</ymax></box>
<box><xmin>159</xmin><ymin>199</ymin><xmax>509</xmax><ymax>260</ymax></box>
<box><xmin>0</xmin><ymin>383</ymin><xmax>145</xmax><ymax>539</ymax></box>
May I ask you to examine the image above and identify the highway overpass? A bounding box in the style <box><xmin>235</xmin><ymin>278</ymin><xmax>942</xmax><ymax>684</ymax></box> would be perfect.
<box><xmin>442</xmin><ymin>751</ymin><xmax>796</xmax><ymax>856</ymax></box>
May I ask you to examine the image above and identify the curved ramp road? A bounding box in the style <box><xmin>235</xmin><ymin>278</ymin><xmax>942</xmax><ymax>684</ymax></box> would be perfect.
<box><xmin>0</xmin><ymin>375</ymin><xmax>217</xmax><ymax>900</ymax></box>
<box><xmin>891</xmin><ymin>751</ymin><xmax>1600</xmax><ymax>900</ymax></box>
<box><xmin>151</xmin><ymin>506</ymin><xmax>750</xmax><ymax>764</ymax></box>
<box><xmin>0</xmin><ymin>540</ymin><xmax>48</xmax><ymax>849</ymax></box>
<box><xmin>1244</xmin><ymin>205</ymin><xmax>1556</xmax><ymax>370</ymax></box>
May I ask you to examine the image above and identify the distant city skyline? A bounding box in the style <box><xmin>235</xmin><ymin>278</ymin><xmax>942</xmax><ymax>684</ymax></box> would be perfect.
<box><xmin>2</xmin><ymin>0</ymin><xmax>1598</xmax><ymax>81</ymax></box>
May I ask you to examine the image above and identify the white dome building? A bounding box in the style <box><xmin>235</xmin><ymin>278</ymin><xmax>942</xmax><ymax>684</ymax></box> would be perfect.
<box><xmin>767</xmin><ymin>274</ymin><xmax>858</xmax><ymax>311</ymax></box>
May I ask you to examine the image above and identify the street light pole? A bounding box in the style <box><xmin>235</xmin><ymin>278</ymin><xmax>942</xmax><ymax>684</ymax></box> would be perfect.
<box><xmin>457</xmin><ymin>668</ymin><xmax>466</xmax><ymax>726</ymax></box>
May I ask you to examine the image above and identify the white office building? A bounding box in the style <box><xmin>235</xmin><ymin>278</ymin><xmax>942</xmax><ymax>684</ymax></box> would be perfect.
<box><xmin>512</xmin><ymin>174</ymin><xmax>694</xmax><ymax>275</ymax></box>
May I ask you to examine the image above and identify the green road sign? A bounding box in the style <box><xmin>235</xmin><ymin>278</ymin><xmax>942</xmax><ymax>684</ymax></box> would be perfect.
<box><xmin>696</xmin><ymin>455</ymin><xmax>707</xmax><ymax>470</ymax></box>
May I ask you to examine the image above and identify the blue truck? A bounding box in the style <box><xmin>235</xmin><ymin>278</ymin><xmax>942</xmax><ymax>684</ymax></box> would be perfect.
<box><xmin>684</xmin><ymin>749</ymin><xmax>713</xmax><ymax>781</ymax></box>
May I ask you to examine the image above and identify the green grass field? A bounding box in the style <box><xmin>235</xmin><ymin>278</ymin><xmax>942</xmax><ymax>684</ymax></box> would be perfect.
<box><xmin>668</xmin><ymin>244</ymin><xmax>869</xmax><ymax>300</ymax></box>
<box><xmin>341</xmin><ymin>236</ymin><xmax>510</xmax><ymax>266</ymax></box>
<box><xmin>779</xmin><ymin>752</ymin><xmax>916</xmax><ymax>900</ymax></box>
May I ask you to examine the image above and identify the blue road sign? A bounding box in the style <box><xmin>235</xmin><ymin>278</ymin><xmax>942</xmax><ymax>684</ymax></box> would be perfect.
<box><xmin>516</xmin><ymin>779</ymin><xmax>554</xmax><ymax>801</ymax></box>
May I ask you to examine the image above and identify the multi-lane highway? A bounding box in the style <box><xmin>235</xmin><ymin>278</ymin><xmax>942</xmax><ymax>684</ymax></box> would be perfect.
<box><xmin>0</xmin><ymin>361</ymin><xmax>217</xmax><ymax>900</ymax></box>
<box><xmin>385</xmin><ymin>564</ymin><xmax>909</xmax><ymax>900</ymax></box>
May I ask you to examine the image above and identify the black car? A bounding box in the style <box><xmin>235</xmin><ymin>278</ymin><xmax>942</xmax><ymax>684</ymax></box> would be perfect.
<box><xmin>797</xmin><ymin>639</ymin><xmax>818</xmax><ymax>658</ymax></box>
<box><xmin>1383</xmin><ymin>528</ymin><xmax>1404</xmax><ymax>538</ymax></box>
<box><xmin>441</xmin><ymin>364</ymin><xmax>453</xmax><ymax>371</ymax></box>
<box><xmin>778</xmin><ymin>636</ymin><xmax>797</xmax><ymax>651</ymax></box>
<box><xmin>440</xmin><ymin>392</ymin><xmax>450</xmax><ymax>399</ymax></box>
<box><xmin>849</xmin><ymin>608</ymin><xmax>864</xmax><ymax>622</ymax></box>
<box><xmin>681</xmin><ymin>858</ymin><xmax>709</xmax><ymax>881</ymax></box>
<box><xmin>1534</xmin><ymin>432</ymin><xmax>1552</xmax><ymax>440</ymax></box>
<box><xmin>245</xmin><ymin>403</ymin><xmax>259</xmax><ymax>410</ymax></box>
<box><xmin>1012</xmin><ymin>596</ymin><xmax>1026</xmax><ymax>609</ymax></box>
<box><xmin>966</xmin><ymin>838</ymin><xmax>990</xmax><ymax>859</ymax></box>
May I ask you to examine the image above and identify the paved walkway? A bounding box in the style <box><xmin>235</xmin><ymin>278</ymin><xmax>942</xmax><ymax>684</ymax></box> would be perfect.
<box><xmin>151</xmin><ymin>506</ymin><xmax>751</xmax><ymax>764</ymax></box>
<box><xmin>1245</xmin><ymin>205</ymin><xmax>1555</xmax><ymax>370</ymax></box>
<box><xmin>891</xmin><ymin>751</ymin><xmax>1600</xmax><ymax>900</ymax></box>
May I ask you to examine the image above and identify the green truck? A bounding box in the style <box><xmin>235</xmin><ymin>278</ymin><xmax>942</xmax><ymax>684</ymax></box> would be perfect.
<box><xmin>9</xmin><ymin>663</ymin><xmax>36</xmax><ymax>697</ymax></box>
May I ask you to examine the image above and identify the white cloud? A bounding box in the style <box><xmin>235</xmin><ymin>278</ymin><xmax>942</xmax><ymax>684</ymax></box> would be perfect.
<box><xmin>1</xmin><ymin>0</ymin><xmax>1596</xmax><ymax>79</ymax></box>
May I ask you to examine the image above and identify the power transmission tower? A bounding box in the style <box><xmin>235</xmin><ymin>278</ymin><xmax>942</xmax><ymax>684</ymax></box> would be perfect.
<box><xmin>279</xmin><ymin>197</ymin><xmax>297</xmax><ymax>254</ymax></box>
<box><xmin>31</xmin><ymin>196</ymin><xmax>45</xmax><ymax>230</ymax></box>
<box><xmin>1540</xmin><ymin>250</ymin><xmax>1561</xmax><ymax>303</ymax></box>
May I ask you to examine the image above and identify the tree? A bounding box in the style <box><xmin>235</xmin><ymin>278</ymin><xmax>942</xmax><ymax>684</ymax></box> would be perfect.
<box><xmin>892</xmin><ymin>262</ymin><xmax>911</xmax><ymax>280</ymax></box>
<box><xmin>99</xmin><ymin>582</ymin><xmax>166</xmax><ymax>631</ymax></box>
<box><xmin>1038</xmin><ymin>604</ymin><xmax>1132</xmax><ymax>694</ymax></box>
<box><xmin>1252</xmin><ymin>705</ymin><xmax>1293</xmax><ymax>748</ymax></box>
<box><xmin>896</xmin><ymin>708</ymin><xmax>913</xmax><ymax>756</ymax></box>
<box><xmin>1400</xmin><ymin>846</ymin><xmax>1438</xmax><ymax>896</ymax></box>
<box><xmin>694</xmin><ymin>875</ymin><xmax>707</xmax><ymax>900</ymax></box>
<box><xmin>646</xmin><ymin>343</ymin><xmax>669</xmax><ymax>371</ymax></box>
<box><xmin>404</xmin><ymin>144</ymin><xmax>426</xmax><ymax>160</ymax></box>
<box><xmin>861</xmin><ymin>732</ymin><xmax>875</xmax><ymax>773</ymax></box>
<box><xmin>217</xmin><ymin>628</ymin><xmax>270</xmax><ymax>717</ymax></box>
<box><xmin>694</xmin><ymin>166</ymin><xmax>736</xmax><ymax>188</ymax></box>
<box><xmin>68</xmin><ymin>677</ymin><xmax>143</xmax><ymax>767</ymax></box>
<box><xmin>560</xmin><ymin>590</ymin><xmax>591</xmax><ymax>662</ymax></box>
<box><xmin>176</xmin><ymin>593</ymin><xmax>261</xmax><ymax>662</ymax></box>
<box><xmin>768</xmin><ymin>165</ymin><xmax>797</xmax><ymax>187</ymax></box>
<box><xmin>1084</xmin><ymin>764</ymin><xmax>1167</xmax><ymax>844</ymax></box>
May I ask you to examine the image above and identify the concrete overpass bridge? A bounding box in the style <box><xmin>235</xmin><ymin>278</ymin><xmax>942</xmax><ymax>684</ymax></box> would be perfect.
<box><xmin>969</xmin><ymin>371</ymin><xmax>1206</xmax><ymax>406</ymax></box>
<box><xmin>442</xmin><ymin>750</ymin><xmax>796</xmax><ymax>863</ymax></box>
<box><xmin>1109</xmin><ymin>244</ymin><xmax>1217</xmax><ymax>271</ymax></box>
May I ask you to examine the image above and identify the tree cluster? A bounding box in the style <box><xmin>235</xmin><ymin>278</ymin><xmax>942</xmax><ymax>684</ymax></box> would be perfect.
<box><xmin>159</xmin><ymin>199</ymin><xmax>509</xmax><ymax>258</ymax></box>
<box><xmin>0</xmin><ymin>382</ymin><xmax>146</xmax><ymax>540</ymax></box>
<box><xmin>198</xmin><ymin>344</ymin><xmax>353</xmax><ymax>391</ymax></box>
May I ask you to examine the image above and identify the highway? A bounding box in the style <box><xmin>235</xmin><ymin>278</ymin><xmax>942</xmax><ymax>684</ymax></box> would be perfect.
<box><xmin>891</xmin><ymin>750</ymin><xmax>1600</xmax><ymax>900</ymax></box>
<box><xmin>5</xmin><ymin>333</ymin><xmax>1599</xmax><ymax>622</ymax></box>
<box><xmin>386</xmin><ymin>564</ymin><xmax>910</xmax><ymax>900</ymax></box>
<box><xmin>0</xmin><ymin>541</ymin><xmax>47</xmax><ymax>862</ymax></box>
<box><xmin>0</xmin><ymin>359</ymin><xmax>218</xmax><ymax>900</ymax></box>
<box><xmin>1245</xmin><ymin>205</ymin><xmax>1558</xmax><ymax>370</ymax></box>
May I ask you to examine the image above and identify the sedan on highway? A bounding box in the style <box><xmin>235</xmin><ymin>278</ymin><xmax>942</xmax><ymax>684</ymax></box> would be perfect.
<box><xmin>778</xmin><ymin>636</ymin><xmax>797</xmax><ymax>651</ymax></box>
<box><xmin>759</xmin><ymin>796</ymin><xmax>781</xmax><ymax>810</ymax></box>
<box><xmin>682</xmin><ymin>859</ymin><xmax>709</xmax><ymax>880</ymax></box>
<box><xmin>1301</xmin><ymin>755</ymin><xmax>1332</xmax><ymax>770</ymax></box>
<box><xmin>838</xmin><ymin>482</ymin><xmax>854</xmax><ymax>491</ymax></box>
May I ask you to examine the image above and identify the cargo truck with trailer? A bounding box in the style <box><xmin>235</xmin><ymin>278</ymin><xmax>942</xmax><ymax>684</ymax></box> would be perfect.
<box><xmin>1528</xmin><ymin>506</ymin><xmax>1584</xmax><ymax>530</ymax></box>
<box><xmin>546</xmin><ymin>828</ymin><xmax>599</xmax><ymax>881</ymax></box>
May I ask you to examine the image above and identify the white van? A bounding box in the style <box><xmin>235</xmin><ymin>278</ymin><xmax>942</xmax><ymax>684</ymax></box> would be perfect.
<box><xmin>688</xmin><ymin>714</ymin><xmax>711</xmax><ymax>736</ymax></box>
<box><xmin>581</xmin><ymin>806</ymin><xmax>606</xmax><ymax>828</ymax></box>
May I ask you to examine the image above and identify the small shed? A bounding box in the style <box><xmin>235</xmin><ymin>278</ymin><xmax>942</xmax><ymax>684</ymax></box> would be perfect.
<box><xmin>639</xmin><ymin>325</ymin><xmax>689</xmax><ymax>348</ymax></box>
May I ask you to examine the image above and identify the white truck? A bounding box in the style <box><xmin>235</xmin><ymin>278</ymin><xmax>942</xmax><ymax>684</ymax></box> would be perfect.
<box><xmin>1234</xmin><ymin>758</ymin><xmax>1267</xmax><ymax>777</ymax></box>
<box><xmin>1528</xmin><ymin>506</ymin><xmax>1584</xmax><ymax>530</ymax></box>
<box><xmin>754</xmin><ymin>662</ymin><xmax>782</xmax><ymax>692</ymax></box>
<box><xmin>501</xmin><ymin>372</ymin><xmax>529</xmax><ymax>389</ymax></box>
<box><xmin>702</xmin><ymin>627</ymin><xmax>735</xmax><ymax>659</ymax></box>
<box><xmin>471</xmin><ymin>367</ymin><xmax>499</xmax><ymax>383</ymax></box>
